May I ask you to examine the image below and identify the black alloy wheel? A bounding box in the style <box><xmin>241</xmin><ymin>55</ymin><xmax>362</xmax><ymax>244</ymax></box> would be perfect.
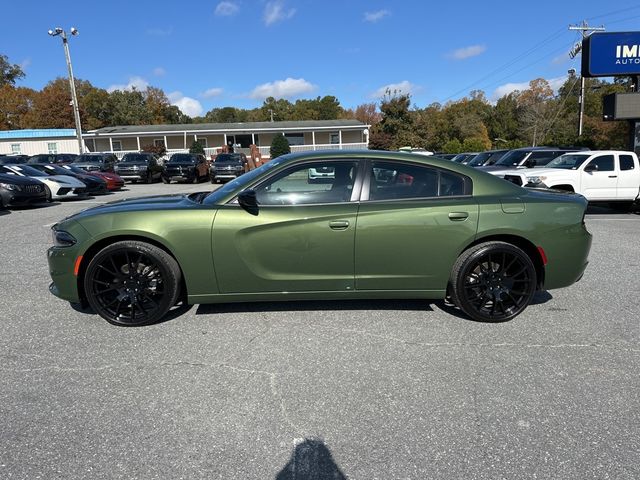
<box><xmin>84</xmin><ymin>241</ymin><xmax>181</xmax><ymax>326</ymax></box>
<box><xmin>449</xmin><ymin>241</ymin><xmax>537</xmax><ymax>322</ymax></box>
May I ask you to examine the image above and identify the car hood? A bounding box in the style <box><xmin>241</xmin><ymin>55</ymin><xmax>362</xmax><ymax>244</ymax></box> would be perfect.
<box><xmin>0</xmin><ymin>172</ymin><xmax>43</xmax><ymax>186</ymax></box>
<box><xmin>66</xmin><ymin>193</ymin><xmax>208</xmax><ymax>221</ymax></box>
<box><xmin>45</xmin><ymin>175</ymin><xmax>86</xmax><ymax>187</ymax></box>
<box><xmin>519</xmin><ymin>168</ymin><xmax>574</xmax><ymax>178</ymax></box>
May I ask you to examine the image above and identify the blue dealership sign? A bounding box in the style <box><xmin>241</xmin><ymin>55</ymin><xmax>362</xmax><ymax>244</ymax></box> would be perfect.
<box><xmin>582</xmin><ymin>31</ymin><xmax>640</xmax><ymax>77</ymax></box>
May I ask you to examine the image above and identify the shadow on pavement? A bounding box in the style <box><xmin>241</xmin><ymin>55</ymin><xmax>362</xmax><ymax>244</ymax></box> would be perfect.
<box><xmin>276</xmin><ymin>438</ymin><xmax>346</xmax><ymax>480</ymax></box>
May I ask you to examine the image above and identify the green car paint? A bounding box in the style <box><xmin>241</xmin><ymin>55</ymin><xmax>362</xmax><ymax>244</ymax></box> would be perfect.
<box><xmin>47</xmin><ymin>150</ymin><xmax>591</xmax><ymax>317</ymax></box>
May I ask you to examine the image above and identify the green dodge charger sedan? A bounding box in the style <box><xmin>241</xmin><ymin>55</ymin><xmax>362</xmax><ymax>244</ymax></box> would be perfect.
<box><xmin>47</xmin><ymin>150</ymin><xmax>592</xmax><ymax>326</ymax></box>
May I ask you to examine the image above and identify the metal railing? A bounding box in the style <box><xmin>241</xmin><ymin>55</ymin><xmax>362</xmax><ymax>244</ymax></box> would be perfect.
<box><xmin>109</xmin><ymin>142</ymin><xmax>369</xmax><ymax>160</ymax></box>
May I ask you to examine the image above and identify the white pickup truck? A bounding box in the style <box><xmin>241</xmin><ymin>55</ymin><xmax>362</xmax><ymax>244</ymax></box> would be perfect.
<box><xmin>490</xmin><ymin>150</ymin><xmax>640</xmax><ymax>206</ymax></box>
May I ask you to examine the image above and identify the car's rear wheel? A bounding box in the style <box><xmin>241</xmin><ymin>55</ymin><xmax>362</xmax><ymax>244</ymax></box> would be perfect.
<box><xmin>84</xmin><ymin>241</ymin><xmax>181</xmax><ymax>326</ymax></box>
<box><xmin>44</xmin><ymin>185</ymin><xmax>52</xmax><ymax>202</ymax></box>
<box><xmin>449</xmin><ymin>241</ymin><xmax>536</xmax><ymax>322</ymax></box>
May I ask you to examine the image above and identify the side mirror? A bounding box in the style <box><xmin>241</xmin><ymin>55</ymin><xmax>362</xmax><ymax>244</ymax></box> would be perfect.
<box><xmin>584</xmin><ymin>163</ymin><xmax>598</xmax><ymax>172</ymax></box>
<box><xmin>238</xmin><ymin>189</ymin><xmax>258</xmax><ymax>212</ymax></box>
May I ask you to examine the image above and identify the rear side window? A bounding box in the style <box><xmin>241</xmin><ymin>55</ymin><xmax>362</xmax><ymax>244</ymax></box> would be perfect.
<box><xmin>620</xmin><ymin>155</ymin><xmax>635</xmax><ymax>171</ymax></box>
<box><xmin>368</xmin><ymin>161</ymin><xmax>469</xmax><ymax>201</ymax></box>
<box><xmin>588</xmin><ymin>155</ymin><xmax>614</xmax><ymax>172</ymax></box>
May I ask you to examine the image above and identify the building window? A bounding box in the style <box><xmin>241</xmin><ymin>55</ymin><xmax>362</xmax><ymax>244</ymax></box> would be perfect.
<box><xmin>10</xmin><ymin>143</ymin><xmax>21</xmax><ymax>154</ymax></box>
<box><xmin>112</xmin><ymin>140</ymin><xmax>122</xmax><ymax>152</ymax></box>
<box><xmin>47</xmin><ymin>142</ymin><xmax>58</xmax><ymax>154</ymax></box>
<box><xmin>196</xmin><ymin>138</ymin><xmax>208</xmax><ymax>148</ymax></box>
<box><xmin>284</xmin><ymin>133</ymin><xmax>305</xmax><ymax>146</ymax></box>
<box><xmin>154</xmin><ymin>138</ymin><xmax>165</xmax><ymax>148</ymax></box>
<box><xmin>330</xmin><ymin>132</ymin><xmax>340</xmax><ymax>144</ymax></box>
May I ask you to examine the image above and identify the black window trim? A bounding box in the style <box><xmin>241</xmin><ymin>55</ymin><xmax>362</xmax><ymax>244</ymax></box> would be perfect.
<box><xmin>360</xmin><ymin>158</ymin><xmax>473</xmax><ymax>203</ymax></box>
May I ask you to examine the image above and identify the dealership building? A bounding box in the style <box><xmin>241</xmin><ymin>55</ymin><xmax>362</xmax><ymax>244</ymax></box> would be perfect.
<box><xmin>0</xmin><ymin>120</ymin><xmax>370</xmax><ymax>158</ymax></box>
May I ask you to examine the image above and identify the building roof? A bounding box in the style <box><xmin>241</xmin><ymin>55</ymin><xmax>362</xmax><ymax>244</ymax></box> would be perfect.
<box><xmin>0</xmin><ymin>129</ymin><xmax>77</xmax><ymax>140</ymax></box>
<box><xmin>87</xmin><ymin>119</ymin><xmax>367</xmax><ymax>136</ymax></box>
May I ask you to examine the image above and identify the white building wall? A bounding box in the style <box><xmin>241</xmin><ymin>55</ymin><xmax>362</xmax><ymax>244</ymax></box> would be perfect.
<box><xmin>0</xmin><ymin>137</ymin><xmax>85</xmax><ymax>155</ymax></box>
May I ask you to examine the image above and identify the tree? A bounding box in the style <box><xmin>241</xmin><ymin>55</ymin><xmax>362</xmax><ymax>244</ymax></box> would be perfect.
<box><xmin>369</xmin><ymin>91</ymin><xmax>422</xmax><ymax>150</ymax></box>
<box><xmin>141</xmin><ymin>143</ymin><xmax>166</xmax><ymax>156</ymax></box>
<box><xmin>0</xmin><ymin>85</ymin><xmax>37</xmax><ymax>129</ymax></box>
<box><xmin>0</xmin><ymin>54</ymin><xmax>25</xmax><ymax>86</ymax></box>
<box><xmin>270</xmin><ymin>134</ymin><xmax>290</xmax><ymax>159</ymax></box>
<box><xmin>441</xmin><ymin>138</ymin><xmax>463</xmax><ymax>154</ymax></box>
<box><xmin>342</xmin><ymin>103</ymin><xmax>381</xmax><ymax>125</ymax></box>
<box><xmin>189</xmin><ymin>140</ymin><xmax>205</xmax><ymax>154</ymax></box>
<box><xmin>22</xmin><ymin>78</ymin><xmax>78</xmax><ymax>128</ymax></box>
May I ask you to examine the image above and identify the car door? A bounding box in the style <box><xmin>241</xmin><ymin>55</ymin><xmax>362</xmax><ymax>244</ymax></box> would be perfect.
<box><xmin>580</xmin><ymin>154</ymin><xmax>617</xmax><ymax>200</ymax></box>
<box><xmin>617</xmin><ymin>154</ymin><xmax>640</xmax><ymax>200</ymax></box>
<box><xmin>355</xmin><ymin>160</ymin><xmax>479</xmax><ymax>292</ymax></box>
<box><xmin>212</xmin><ymin>159</ymin><xmax>362</xmax><ymax>293</ymax></box>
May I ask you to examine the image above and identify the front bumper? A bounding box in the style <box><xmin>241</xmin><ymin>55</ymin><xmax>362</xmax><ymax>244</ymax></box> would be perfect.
<box><xmin>118</xmin><ymin>174</ymin><xmax>147</xmax><ymax>181</ymax></box>
<box><xmin>3</xmin><ymin>190</ymin><xmax>48</xmax><ymax>206</ymax></box>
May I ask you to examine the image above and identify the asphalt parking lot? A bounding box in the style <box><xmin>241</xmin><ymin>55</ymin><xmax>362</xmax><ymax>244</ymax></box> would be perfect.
<box><xmin>1</xmin><ymin>183</ymin><xmax>639</xmax><ymax>479</ymax></box>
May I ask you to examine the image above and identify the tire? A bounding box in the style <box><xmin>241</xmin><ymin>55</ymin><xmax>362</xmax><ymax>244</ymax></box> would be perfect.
<box><xmin>83</xmin><ymin>240</ymin><xmax>182</xmax><ymax>326</ymax></box>
<box><xmin>146</xmin><ymin>173</ymin><xmax>153</xmax><ymax>184</ymax></box>
<box><xmin>162</xmin><ymin>176</ymin><xmax>170</xmax><ymax>184</ymax></box>
<box><xmin>44</xmin><ymin>184</ymin><xmax>52</xmax><ymax>202</ymax></box>
<box><xmin>210</xmin><ymin>176</ymin><xmax>216</xmax><ymax>184</ymax></box>
<box><xmin>449</xmin><ymin>241</ymin><xmax>536</xmax><ymax>322</ymax></box>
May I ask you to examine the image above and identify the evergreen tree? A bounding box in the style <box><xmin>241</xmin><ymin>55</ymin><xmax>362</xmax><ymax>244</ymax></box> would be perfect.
<box><xmin>270</xmin><ymin>134</ymin><xmax>291</xmax><ymax>158</ymax></box>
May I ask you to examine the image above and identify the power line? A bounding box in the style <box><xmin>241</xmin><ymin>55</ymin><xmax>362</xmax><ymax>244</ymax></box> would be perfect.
<box><xmin>441</xmin><ymin>27</ymin><xmax>568</xmax><ymax>102</ymax></box>
<box><xmin>586</xmin><ymin>5</ymin><xmax>640</xmax><ymax>21</ymax></box>
<box><xmin>539</xmin><ymin>74</ymin><xmax>581</xmax><ymax>142</ymax></box>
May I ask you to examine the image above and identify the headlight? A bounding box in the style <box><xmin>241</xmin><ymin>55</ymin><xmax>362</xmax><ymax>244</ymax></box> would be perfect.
<box><xmin>0</xmin><ymin>182</ymin><xmax>20</xmax><ymax>191</ymax></box>
<box><xmin>527</xmin><ymin>176</ymin><xmax>546</xmax><ymax>184</ymax></box>
<box><xmin>52</xmin><ymin>229</ymin><xmax>77</xmax><ymax>247</ymax></box>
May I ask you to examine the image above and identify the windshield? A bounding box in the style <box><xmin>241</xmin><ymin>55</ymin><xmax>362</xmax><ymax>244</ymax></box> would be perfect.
<box><xmin>2</xmin><ymin>165</ymin><xmax>47</xmax><ymax>177</ymax></box>
<box><xmin>546</xmin><ymin>154</ymin><xmax>591</xmax><ymax>170</ymax></box>
<box><xmin>467</xmin><ymin>152</ymin><xmax>490</xmax><ymax>166</ymax></box>
<box><xmin>204</xmin><ymin>156</ymin><xmax>288</xmax><ymax>204</ymax></box>
<box><xmin>39</xmin><ymin>164</ymin><xmax>70</xmax><ymax>175</ymax></box>
<box><xmin>63</xmin><ymin>165</ymin><xmax>86</xmax><ymax>174</ymax></box>
<box><xmin>168</xmin><ymin>154</ymin><xmax>195</xmax><ymax>164</ymax></box>
<box><xmin>75</xmin><ymin>155</ymin><xmax>102</xmax><ymax>163</ymax></box>
<box><xmin>215</xmin><ymin>154</ymin><xmax>244</xmax><ymax>163</ymax></box>
<box><xmin>121</xmin><ymin>154</ymin><xmax>151</xmax><ymax>163</ymax></box>
<box><xmin>495</xmin><ymin>150</ymin><xmax>529</xmax><ymax>167</ymax></box>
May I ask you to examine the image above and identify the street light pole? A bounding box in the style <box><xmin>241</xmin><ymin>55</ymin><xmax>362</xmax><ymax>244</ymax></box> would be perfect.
<box><xmin>48</xmin><ymin>27</ymin><xmax>84</xmax><ymax>154</ymax></box>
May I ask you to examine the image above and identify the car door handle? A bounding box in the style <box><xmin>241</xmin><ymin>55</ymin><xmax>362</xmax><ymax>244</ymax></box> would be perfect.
<box><xmin>448</xmin><ymin>212</ymin><xmax>469</xmax><ymax>221</ymax></box>
<box><xmin>608</xmin><ymin>175</ymin><xmax>617</xmax><ymax>178</ymax></box>
<box><xmin>329</xmin><ymin>220</ymin><xmax>350</xmax><ymax>230</ymax></box>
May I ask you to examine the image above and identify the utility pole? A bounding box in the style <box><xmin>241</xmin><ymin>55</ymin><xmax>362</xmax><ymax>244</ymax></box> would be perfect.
<box><xmin>569</xmin><ymin>21</ymin><xmax>605</xmax><ymax>137</ymax></box>
<box><xmin>48</xmin><ymin>27</ymin><xmax>84</xmax><ymax>153</ymax></box>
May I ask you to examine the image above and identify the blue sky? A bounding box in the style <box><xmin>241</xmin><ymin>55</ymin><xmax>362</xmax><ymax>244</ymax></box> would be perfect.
<box><xmin>3</xmin><ymin>1</ymin><xmax>640</xmax><ymax>117</ymax></box>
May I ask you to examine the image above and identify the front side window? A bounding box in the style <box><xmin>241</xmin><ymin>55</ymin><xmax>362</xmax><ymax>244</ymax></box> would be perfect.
<box><xmin>254</xmin><ymin>161</ymin><xmax>358</xmax><ymax>205</ymax></box>
<box><xmin>47</xmin><ymin>142</ymin><xmax>58</xmax><ymax>154</ymax></box>
<box><xmin>367</xmin><ymin>161</ymin><xmax>468</xmax><ymax>201</ymax></box>
<box><xmin>587</xmin><ymin>155</ymin><xmax>614</xmax><ymax>172</ymax></box>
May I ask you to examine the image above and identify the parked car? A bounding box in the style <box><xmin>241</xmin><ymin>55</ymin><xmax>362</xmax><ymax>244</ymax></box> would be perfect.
<box><xmin>29</xmin><ymin>164</ymin><xmax>107</xmax><ymax>196</ymax></box>
<box><xmin>496</xmin><ymin>151</ymin><xmax>640</xmax><ymax>207</ymax></box>
<box><xmin>72</xmin><ymin>153</ymin><xmax>118</xmax><ymax>173</ymax></box>
<box><xmin>478</xmin><ymin>147</ymin><xmax>583</xmax><ymax>173</ymax></box>
<box><xmin>434</xmin><ymin>153</ymin><xmax>456</xmax><ymax>160</ymax></box>
<box><xmin>466</xmin><ymin>149</ymin><xmax>509</xmax><ymax>167</ymax></box>
<box><xmin>114</xmin><ymin>152</ymin><xmax>163</xmax><ymax>183</ymax></box>
<box><xmin>0</xmin><ymin>171</ymin><xmax>47</xmax><ymax>208</ymax></box>
<box><xmin>450</xmin><ymin>152</ymin><xmax>478</xmax><ymax>164</ymax></box>
<box><xmin>65</xmin><ymin>166</ymin><xmax>125</xmax><ymax>191</ymax></box>
<box><xmin>210</xmin><ymin>153</ymin><xmax>247</xmax><ymax>183</ymax></box>
<box><xmin>162</xmin><ymin>153</ymin><xmax>209</xmax><ymax>184</ymax></box>
<box><xmin>28</xmin><ymin>153</ymin><xmax>78</xmax><ymax>165</ymax></box>
<box><xmin>0</xmin><ymin>164</ymin><xmax>87</xmax><ymax>201</ymax></box>
<box><xmin>0</xmin><ymin>154</ymin><xmax>30</xmax><ymax>165</ymax></box>
<box><xmin>47</xmin><ymin>150</ymin><xmax>592</xmax><ymax>327</ymax></box>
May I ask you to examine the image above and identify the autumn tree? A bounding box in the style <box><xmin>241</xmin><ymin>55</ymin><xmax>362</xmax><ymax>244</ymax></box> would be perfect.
<box><xmin>342</xmin><ymin>103</ymin><xmax>381</xmax><ymax>125</ymax></box>
<box><xmin>0</xmin><ymin>54</ymin><xmax>25</xmax><ymax>86</ymax></box>
<box><xmin>0</xmin><ymin>85</ymin><xmax>37</xmax><ymax>129</ymax></box>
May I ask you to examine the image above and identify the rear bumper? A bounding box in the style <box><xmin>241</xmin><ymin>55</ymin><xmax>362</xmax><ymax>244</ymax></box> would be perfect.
<box><xmin>542</xmin><ymin>223</ymin><xmax>592</xmax><ymax>290</ymax></box>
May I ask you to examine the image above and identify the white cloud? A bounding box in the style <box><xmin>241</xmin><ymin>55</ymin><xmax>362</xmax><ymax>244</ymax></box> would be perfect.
<box><xmin>202</xmin><ymin>87</ymin><xmax>224</xmax><ymax>98</ymax></box>
<box><xmin>370</xmin><ymin>80</ymin><xmax>417</xmax><ymax>99</ymax></box>
<box><xmin>215</xmin><ymin>1</ymin><xmax>239</xmax><ymax>16</ymax></box>
<box><xmin>551</xmin><ymin>52</ymin><xmax>572</xmax><ymax>65</ymax></box>
<box><xmin>491</xmin><ymin>76</ymin><xmax>567</xmax><ymax>101</ymax></box>
<box><xmin>249</xmin><ymin>77</ymin><xmax>315</xmax><ymax>99</ymax></box>
<box><xmin>448</xmin><ymin>45</ymin><xmax>486</xmax><ymax>60</ymax></box>
<box><xmin>364</xmin><ymin>10</ymin><xmax>389</xmax><ymax>23</ymax></box>
<box><xmin>263</xmin><ymin>1</ymin><xmax>296</xmax><ymax>26</ymax></box>
<box><xmin>153</xmin><ymin>67</ymin><xmax>166</xmax><ymax>76</ymax></box>
<box><xmin>168</xmin><ymin>91</ymin><xmax>203</xmax><ymax>117</ymax></box>
<box><xmin>107</xmin><ymin>76</ymin><xmax>150</xmax><ymax>93</ymax></box>
<box><xmin>19</xmin><ymin>58</ymin><xmax>31</xmax><ymax>70</ymax></box>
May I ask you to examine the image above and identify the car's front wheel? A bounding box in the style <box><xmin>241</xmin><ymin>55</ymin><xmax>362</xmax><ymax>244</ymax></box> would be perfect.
<box><xmin>449</xmin><ymin>241</ymin><xmax>536</xmax><ymax>322</ymax></box>
<box><xmin>84</xmin><ymin>241</ymin><xmax>182</xmax><ymax>326</ymax></box>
